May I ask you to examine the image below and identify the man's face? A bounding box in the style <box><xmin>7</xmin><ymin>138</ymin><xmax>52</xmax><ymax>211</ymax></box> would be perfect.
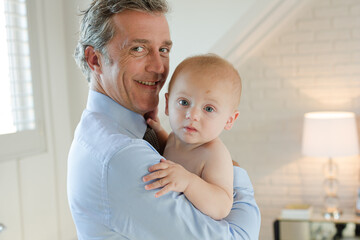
<box><xmin>97</xmin><ymin>10</ymin><xmax>172</xmax><ymax>115</ymax></box>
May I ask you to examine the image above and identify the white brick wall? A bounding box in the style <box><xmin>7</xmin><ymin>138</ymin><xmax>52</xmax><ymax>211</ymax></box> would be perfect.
<box><xmin>221</xmin><ymin>0</ymin><xmax>360</xmax><ymax>239</ymax></box>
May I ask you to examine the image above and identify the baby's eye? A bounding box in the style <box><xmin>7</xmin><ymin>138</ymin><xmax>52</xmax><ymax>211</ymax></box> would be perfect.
<box><xmin>204</xmin><ymin>106</ymin><xmax>215</xmax><ymax>112</ymax></box>
<box><xmin>179</xmin><ymin>99</ymin><xmax>189</xmax><ymax>106</ymax></box>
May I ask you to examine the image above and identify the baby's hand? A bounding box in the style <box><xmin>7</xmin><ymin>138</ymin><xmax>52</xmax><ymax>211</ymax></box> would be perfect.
<box><xmin>144</xmin><ymin>108</ymin><xmax>164</xmax><ymax>133</ymax></box>
<box><xmin>146</xmin><ymin>117</ymin><xmax>163</xmax><ymax>134</ymax></box>
<box><xmin>144</xmin><ymin>109</ymin><xmax>168</xmax><ymax>154</ymax></box>
<box><xmin>143</xmin><ymin>159</ymin><xmax>195</xmax><ymax>198</ymax></box>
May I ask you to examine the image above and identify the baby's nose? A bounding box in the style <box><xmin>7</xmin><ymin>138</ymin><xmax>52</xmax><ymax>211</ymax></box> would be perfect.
<box><xmin>186</xmin><ymin>107</ymin><xmax>200</xmax><ymax>121</ymax></box>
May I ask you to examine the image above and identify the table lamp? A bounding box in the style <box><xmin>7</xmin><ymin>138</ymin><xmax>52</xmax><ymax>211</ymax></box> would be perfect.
<box><xmin>302</xmin><ymin>111</ymin><xmax>359</xmax><ymax>219</ymax></box>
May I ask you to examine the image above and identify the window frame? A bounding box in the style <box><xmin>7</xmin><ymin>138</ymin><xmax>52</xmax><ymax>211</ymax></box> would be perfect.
<box><xmin>0</xmin><ymin>0</ymin><xmax>46</xmax><ymax>161</ymax></box>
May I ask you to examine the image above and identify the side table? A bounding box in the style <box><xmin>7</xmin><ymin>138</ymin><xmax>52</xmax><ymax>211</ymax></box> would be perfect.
<box><xmin>274</xmin><ymin>214</ymin><xmax>360</xmax><ymax>240</ymax></box>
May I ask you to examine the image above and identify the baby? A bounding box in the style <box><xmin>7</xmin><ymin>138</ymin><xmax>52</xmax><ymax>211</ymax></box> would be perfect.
<box><xmin>143</xmin><ymin>54</ymin><xmax>242</xmax><ymax>220</ymax></box>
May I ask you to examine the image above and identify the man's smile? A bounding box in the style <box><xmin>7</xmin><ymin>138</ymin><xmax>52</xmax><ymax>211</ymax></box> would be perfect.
<box><xmin>135</xmin><ymin>80</ymin><xmax>161</xmax><ymax>86</ymax></box>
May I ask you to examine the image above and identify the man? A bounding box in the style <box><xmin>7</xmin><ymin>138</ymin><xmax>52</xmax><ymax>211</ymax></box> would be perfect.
<box><xmin>68</xmin><ymin>0</ymin><xmax>261</xmax><ymax>239</ymax></box>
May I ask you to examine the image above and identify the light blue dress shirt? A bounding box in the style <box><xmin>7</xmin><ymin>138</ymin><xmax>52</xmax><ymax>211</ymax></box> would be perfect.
<box><xmin>67</xmin><ymin>90</ymin><xmax>261</xmax><ymax>240</ymax></box>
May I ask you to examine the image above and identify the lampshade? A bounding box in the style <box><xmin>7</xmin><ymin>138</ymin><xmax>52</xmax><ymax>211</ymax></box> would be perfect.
<box><xmin>302</xmin><ymin>112</ymin><xmax>359</xmax><ymax>158</ymax></box>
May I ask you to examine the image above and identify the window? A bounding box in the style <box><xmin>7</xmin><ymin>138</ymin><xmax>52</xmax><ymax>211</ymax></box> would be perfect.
<box><xmin>0</xmin><ymin>0</ymin><xmax>45</xmax><ymax>160</ymax></box>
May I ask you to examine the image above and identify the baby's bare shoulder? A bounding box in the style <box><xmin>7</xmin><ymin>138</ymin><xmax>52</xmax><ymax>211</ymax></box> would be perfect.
<box><xmin>202</xmin><ymin>138</ymin><xmax>232</xmax><ymax>163</ymax></box>
<box><xmin>200</xmin><ymin>139</ymin><xmax>234</xmax><ymax>184</ymax></box>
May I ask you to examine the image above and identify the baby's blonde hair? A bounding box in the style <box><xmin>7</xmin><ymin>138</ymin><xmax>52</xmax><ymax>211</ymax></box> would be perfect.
<box><xmin>168</xmin><ymin>54</ymin><xmax>242</xmax><ymax>108</ymax></box>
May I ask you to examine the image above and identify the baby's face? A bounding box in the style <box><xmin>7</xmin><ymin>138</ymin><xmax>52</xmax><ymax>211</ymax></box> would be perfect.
<box><xmin>166</xmin><ymin>68</ymin><xmax>238</xmax><ymax>145</ymax></box>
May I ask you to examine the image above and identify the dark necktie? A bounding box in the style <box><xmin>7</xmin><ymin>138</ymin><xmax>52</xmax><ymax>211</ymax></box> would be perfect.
<box><xmin>143</xmin><ymin>126</ymin><xmax>160</xmax><ymax>152</ymax></box>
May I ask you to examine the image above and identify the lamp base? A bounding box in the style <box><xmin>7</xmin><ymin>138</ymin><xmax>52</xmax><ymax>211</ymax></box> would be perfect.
<box><xmin>323</xmin><ymin>208</ymin><xmax>342</xmax><ymax>220</ymax></box>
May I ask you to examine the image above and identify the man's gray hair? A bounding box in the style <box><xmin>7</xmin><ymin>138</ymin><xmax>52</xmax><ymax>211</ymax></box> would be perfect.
<box><xmin>74</xmin><ymin>0</ymin><xmax>169</xmax><ymax>82</ymax></box>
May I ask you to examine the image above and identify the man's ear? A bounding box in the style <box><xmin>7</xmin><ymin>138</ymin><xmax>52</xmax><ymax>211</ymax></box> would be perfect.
<box><xmin>224</xmin><ymin>110</ymin><xmax>239</xmax><ymax>130</ymax></box>
<box><xmin>165</xmin><ymin>93</ymin><xmax>169</xmax><ymax>116</ymax></box>
<box><xmin>84</xmin><ymin>46</ymin><xmax>103</xmax><ymax>74</ymax></box>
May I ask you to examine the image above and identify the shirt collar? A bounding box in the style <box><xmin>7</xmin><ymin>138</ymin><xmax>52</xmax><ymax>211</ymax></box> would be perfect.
<box><xmin>86</xmin><ymin>90</ymin><xmax>147</xmax><ymax>139</ymax></box>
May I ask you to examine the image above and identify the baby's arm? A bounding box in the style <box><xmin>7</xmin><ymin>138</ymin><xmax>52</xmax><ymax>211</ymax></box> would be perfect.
<box><xmin>143</xmin><ymin>143</ymin><xmax>234</xmax><ymax>220</ymax></box>
<box><xmin>185</xmin><ymin>145</ymin><xmax>234</xmax><ymax>220</ymax></box>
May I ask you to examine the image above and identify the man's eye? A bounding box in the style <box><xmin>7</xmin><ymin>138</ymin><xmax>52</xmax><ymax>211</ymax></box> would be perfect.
<box><xmin>160</xmin><ymin>48</ymin><xmax>169</xmax><ymax>53</ymax></box>
<box><xmin>179</xmin><ymin>100</ymin><xmax>189</xmax><ymax>106</ymax></box>
<box><xmin>204</xmin><ymin>106</ymin><xmax>215</xmax><ymax>112</ymax></box>
<box><xmin>132</xmin><ymin>46</ymin><xmax>145</xmax><ymax>52</ymax></box>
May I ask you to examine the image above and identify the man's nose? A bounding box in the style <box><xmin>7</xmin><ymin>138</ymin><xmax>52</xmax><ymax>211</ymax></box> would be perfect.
<box><xmin>186</xmin><ymin>107</ymin><xmax>200</xmax><ymax>121</ymax></box>
<box><xmin>146</xmin><ymin>51</ymin><xmax>166</xmax><ymax>73</ymax></box>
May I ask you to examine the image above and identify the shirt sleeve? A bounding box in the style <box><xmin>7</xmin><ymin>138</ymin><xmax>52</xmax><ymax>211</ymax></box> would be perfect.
<box><xmin>106</xmin><ymin>141</ymin><xmax>261</xmax><ymax>240</ymax></box>
<box><xmin>225</xmin><ymin>167</ymin><xmax>261</xmax><ymax>239</ymax></box>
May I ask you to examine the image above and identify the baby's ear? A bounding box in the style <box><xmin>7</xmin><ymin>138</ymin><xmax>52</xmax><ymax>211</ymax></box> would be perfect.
<box><xmin>165</xmin><ymin>93</ymin><xmax>169</xmax><ymax>116</ymax></box>
<box><xmin>224</xmin><ymin>110</ymin><xmax>239</xmax><ymax>130</ymax></box>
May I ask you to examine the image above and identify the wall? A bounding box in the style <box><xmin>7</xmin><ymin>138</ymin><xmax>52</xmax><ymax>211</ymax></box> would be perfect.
<box><xmin>218</xmin><ymin>0</ymin><xmax>360</xmax><ymax>239</ymax></box>
<box><xmin>63</xmin><ymin>0</ymin><xmax>91</xmax><ymax>133</ymax></box>
<box><xmin>166</xmin><ymin>0</ymin><xmax>255</xmax><ymax>74</ymax></box>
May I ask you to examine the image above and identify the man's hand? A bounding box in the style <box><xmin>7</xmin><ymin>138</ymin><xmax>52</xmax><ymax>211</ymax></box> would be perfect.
<box><xmin>143</xmin><ymin>159</ymin><xmax>195</xmax><ymax>198</ymax></box>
